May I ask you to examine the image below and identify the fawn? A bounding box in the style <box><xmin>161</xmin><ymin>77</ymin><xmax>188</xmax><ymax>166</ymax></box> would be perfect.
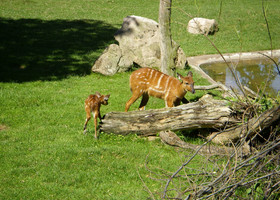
<box><xmin>125</xmin><ymin>67</ymin><xmax>195</xmax><ymax>112</ymax></box>
<box><xmin>83</xmin><ymin>92</ymin><xmax>110</xmax><ymax>139</ymax></box>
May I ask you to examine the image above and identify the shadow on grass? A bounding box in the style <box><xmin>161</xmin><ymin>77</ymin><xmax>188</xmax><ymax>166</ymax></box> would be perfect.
<box><xmin>0</xmin><ymin>18</ymin><xmax>118</xmax><ymax>82</ymax></box>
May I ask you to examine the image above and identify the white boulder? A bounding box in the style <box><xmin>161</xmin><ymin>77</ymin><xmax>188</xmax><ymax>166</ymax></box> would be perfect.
<box><xmin>188</xmin><ymin>18</ymin><xmax>218</xmax><ymax>35</ymax></box>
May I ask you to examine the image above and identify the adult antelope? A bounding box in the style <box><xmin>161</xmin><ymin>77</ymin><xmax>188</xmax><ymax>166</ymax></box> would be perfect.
<box><xmin>125</xmin><ymin>67</ymin><xmax>195</xmax><ymax>112</ymax></box>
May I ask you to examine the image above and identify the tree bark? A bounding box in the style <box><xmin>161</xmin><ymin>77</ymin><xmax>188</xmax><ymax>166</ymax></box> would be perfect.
<box><xmin>208</xmin><ymin>105</ymin><xmax>280</xmax><ymax>144</ymax></box>
<box><xmin>159</xmin><ymin>130</ymin><xmax>234</xmax><ymax>155</ymax></box>
<box><xmin>159</xmin><ymin>0</ymin><xmax>175</xmax><ymax>76</ymax></box>
<box><xmin>100</xmin><ymin>95</ymin><xmax>237</xmax><ymax>135</ymax></box>
<box><xmin>194</xmin><ymin>84</ymin><xmax>221</xmax><ymax>90</ymax></box>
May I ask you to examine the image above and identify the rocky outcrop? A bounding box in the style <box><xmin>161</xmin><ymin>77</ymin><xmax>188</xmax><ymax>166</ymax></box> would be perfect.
<box><xmin>92</xmin><ymin>15</ymin><xmax>187</xmax><ymax>75</ymax></box>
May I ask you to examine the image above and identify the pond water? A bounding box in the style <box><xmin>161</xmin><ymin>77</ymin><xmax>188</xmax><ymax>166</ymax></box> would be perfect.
<box><xmin>200</xmin><ymin>58</ymin><xmax>280</xmax><ymax>96</ymax></box>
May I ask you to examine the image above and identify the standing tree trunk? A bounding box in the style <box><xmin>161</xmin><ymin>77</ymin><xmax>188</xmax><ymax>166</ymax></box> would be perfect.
<box><xmin>159</xmin><ymin>0</ymin><xmax>175</xmax><ymax>76</ymax></box>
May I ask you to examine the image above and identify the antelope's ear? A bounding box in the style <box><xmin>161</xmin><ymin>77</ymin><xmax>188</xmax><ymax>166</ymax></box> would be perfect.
<box><xmin>177</xmin><ymin>73</ymin><xmax>184</xmax><ymax>81</ymax></box>
<box><xmin>105</xmin><ymin>94</ymin><xmax>110</xmax><ymax>99</ymax></box>
<box><xmin>95</xmin><ymin>91</ymin><xmax>101</xmax><ymax>98</ymax></box>
<box><xmin>187</xmin><ymin>71</ymin><xmax>193</xmax><ymax>77</ymax></box>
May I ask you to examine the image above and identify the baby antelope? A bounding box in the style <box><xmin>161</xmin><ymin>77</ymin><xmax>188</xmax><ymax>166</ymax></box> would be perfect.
<box><xmin>83</xmin><ymin>92</ymin><xmax>110</xmax><ymax>139</ymax></box>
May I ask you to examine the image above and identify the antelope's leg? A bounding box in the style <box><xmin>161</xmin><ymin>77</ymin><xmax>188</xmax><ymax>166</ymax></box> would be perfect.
<box><xmin>139</xmin><ymin>93</ymin><xmax>149</xmax><ymax>111</ymax></box>
<box><xmin>125</xmin><ymin>92</ymin><xmax>143</xmax><ymax>112</ymax></box>
<box><xmin>181</xmin><ymin>97</ymin><xmax>189</xmax><ymax>104</ymax></box>
<box><xmin>173</xmin><ymin>98</ymin><xmax>181</xmax><ymax>107</ymax></box>
<box><xmin>165</xmin><ymin>98</ymin><xmax>174</xmax><ymax>107</ymax></box>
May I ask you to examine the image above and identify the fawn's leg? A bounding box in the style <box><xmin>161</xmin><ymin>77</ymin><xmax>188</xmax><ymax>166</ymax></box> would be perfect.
<box><xmin>98</xmin><ymin>111</ymin><xmax>102</xmax><ymax>120</ymax></box>
<box><xmin>83</xmin><ymin>107</ymin><xmax>91</xmax><ymax>134</ymax></box>
<box><xmin>94</xmin><ymin>112</ymin><xmax>98</xmax><ymax>139</ymax></box>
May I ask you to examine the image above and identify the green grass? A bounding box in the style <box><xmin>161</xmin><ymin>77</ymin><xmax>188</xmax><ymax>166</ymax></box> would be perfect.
<box><xmin>171</xmin><ymin>0</ymin><xmax>280</xmax><ymax>55</ymax></box>
<box><xmin>0</xmin><ymin>74</ymin><xmax>207</xmax><ymax>199</ymax></box>
<box><xmin>1</xmin><ymin>0</ymin><xmax>279</xmax><ymax>199</ymax></box>
<box><xmin>0</xmin><ymin>0</ymin><xmax>279</xmax><ymax>82</ymax></box>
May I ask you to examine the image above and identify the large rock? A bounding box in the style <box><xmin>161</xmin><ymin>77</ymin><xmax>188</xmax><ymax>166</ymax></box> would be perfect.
<box><xmin>92</xmin><ymin>15</ymin><xmax>187</xmax><ymax>75</ymax></box>
<box><xmin>92</xmin><ymin>44</ymin><xmax>121</xmax><ymax>75</ymax></box>
<box><xmin>187</xmin><ymin>18</ymin><xmax>218</xmax><ymax>35</ymax></box>
<box><xmin>114</xmin><ymin>15</ymin><xmax>161</xmax><ymax>70</ymax></box>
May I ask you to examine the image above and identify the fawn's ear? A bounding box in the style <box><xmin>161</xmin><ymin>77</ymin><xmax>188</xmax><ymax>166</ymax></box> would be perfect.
<box><xmin>95</xmin><ymin>91</ymin><xmax>101</xmax><ymax>98</ymax></box>
<box><xmin>104</xmin><ymin>94</ymin><xmax>110</xmax><ymax>100</ymax></box>
<box><xmin>187</xmin><ymin>71</ymin><xmax>193</xmax><ymax>77</ymax></box>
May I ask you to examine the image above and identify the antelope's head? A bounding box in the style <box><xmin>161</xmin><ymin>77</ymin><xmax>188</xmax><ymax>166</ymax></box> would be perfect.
<box><xmin>95</xmin><ymin>92</ymin><xmax>110</xmax><ymax>105</ymax></box>
<box><xmin>177</xmin><ymin>71</ymin><xmax>195</xmax><ymax>94</ymax></box>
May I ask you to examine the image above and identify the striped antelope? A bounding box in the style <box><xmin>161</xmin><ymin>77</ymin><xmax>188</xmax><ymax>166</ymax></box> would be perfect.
<box><xmin>125</xmin><ymin>67</ymin><xmax>195</xmax><ymax>112</ymax></box>
<box><xmin>83</xmin><ymin>92</ymin><xmax>110</xmax><ymax>139</ymax></box>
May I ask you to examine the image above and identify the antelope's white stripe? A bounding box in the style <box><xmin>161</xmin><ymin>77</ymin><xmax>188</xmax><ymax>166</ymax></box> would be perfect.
<box><xmin>149</xmin><ymin>69</ymin><xmax>154</xmax><ymax>79</ymax></box>
<box><xmin>165</xmin><ymin>79</ymin><xmax>174</xmax><ymax>99</ymax></box>
<box><xmin>164</xmin><ymin>76</ymin><xmax>171</xmax><ymax>92</ymax></box>
<box><xmin>156</xmin><ymin>74</ymin><xmax>164</xmax><ymax>89</ymax></box>
<box><xmin>149</xmin><ymin>87</ymin><xmax>165</xmax><ymax>94</ymax></box>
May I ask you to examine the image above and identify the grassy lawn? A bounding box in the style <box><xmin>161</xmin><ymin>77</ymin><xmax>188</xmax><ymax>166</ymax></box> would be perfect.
<box><xmin>1</xmin><ymin>0</ymin><xmax>279</xmax><ymax>199</ymax></box>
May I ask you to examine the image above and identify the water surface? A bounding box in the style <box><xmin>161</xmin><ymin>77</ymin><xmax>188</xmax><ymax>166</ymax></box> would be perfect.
<box><xmin>200</xmin><ymin>58</ymin><xmax>280</xmax><ymax>96</ymax></box>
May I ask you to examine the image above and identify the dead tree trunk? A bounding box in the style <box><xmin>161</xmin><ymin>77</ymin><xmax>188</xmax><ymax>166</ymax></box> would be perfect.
<box><xmin>208</xmin><ymin>105</ymin><xmax>280</xmax><ymax>144</ymax></box>
<box><xmin>100</xmin><ymin>95</ymin><xmax>237</xmax><ymax>135</ymax></box>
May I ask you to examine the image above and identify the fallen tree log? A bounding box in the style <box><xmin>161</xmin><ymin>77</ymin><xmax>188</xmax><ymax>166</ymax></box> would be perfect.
<box><xmin>100</xmin><ymin>94</ymin><xmax>237</xmax><ymax>135</ymax></box>
<box><xmin>208</xmin><ymin>105</ymin><xmax>280</xmax><ymax>145</ymax></box>
<box><xmin>194</xmin><ymin>83</ymin><xmax>231</xmax><ymax>92</ymax></box>
<box><xmin>159</xmin><ymin>130</ymin><xmax>237</xmax><ymax>155</ymax></box>
<box><xmin>194</xmin><ymin>84</ymin><xmax>220</xmax><ymax>90</ymax></box>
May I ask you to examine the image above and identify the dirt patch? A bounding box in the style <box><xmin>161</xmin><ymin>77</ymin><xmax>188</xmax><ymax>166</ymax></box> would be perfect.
<box><xmin>0</xmin><ymin>125</ymin><xmax>8</xmax><ymax>131</ymax></box>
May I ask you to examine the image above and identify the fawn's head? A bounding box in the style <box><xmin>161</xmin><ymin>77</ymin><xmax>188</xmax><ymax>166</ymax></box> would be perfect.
<box><xmin>177</xmin><ymin>71</ymin><xmax>195</xmax><ymax>94</ymax></box>
<box><xmin>95</xmin><ymin>92</ymin><xmax>110</xmax><ymax>105</ymax></box>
